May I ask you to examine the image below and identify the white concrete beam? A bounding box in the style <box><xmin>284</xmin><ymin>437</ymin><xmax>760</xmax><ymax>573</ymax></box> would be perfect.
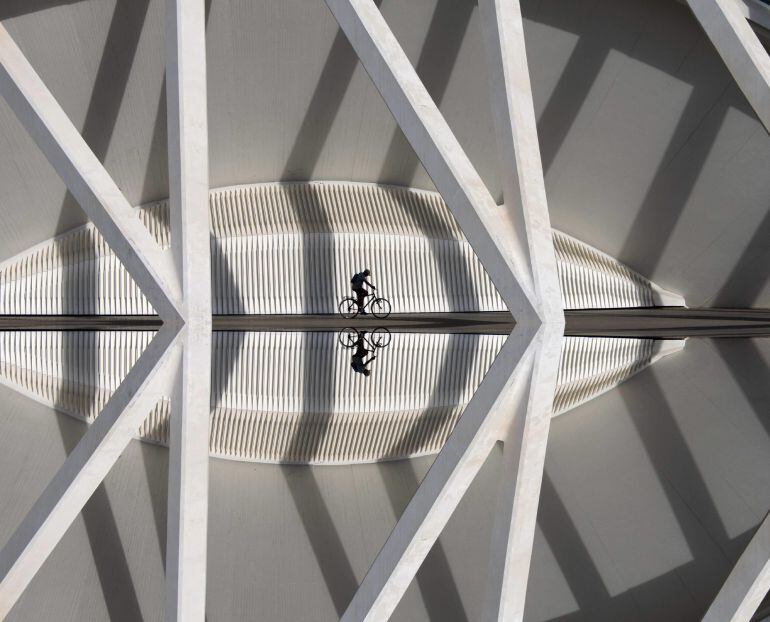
<box><xmin>738</xmin><ymin>0</ymin><xmax>770</xmax><ymax>33</ymax></box>
<box><xmin>482</xmin><ymin>326</ymin><xmax>563</xmax><ymax>622</ymax></box>
<box><xmin>0</xmin><ymin>326</ymin><xmax>181</xmax><ymax>619</ymax></box>
<box><xmin>0</xmin><ymin>24</ymin><xmax>182</xmax><ymax>321</ymax></box>
<box><xmin>478</xmin><ymin>0</ymin><xmax>564</xmax><ymax>324</ymax></box>
<box><xmin>475</xmin><ymin>5</ymin><xmax>564</xmax><ymax>615</ymax></box>
<box><xmin>324</xmin><ymin>0</ymin><xmax>539</xmax><ymax>321</ymax></box>
<box><xmin>703</xmin><ymin>512</ymin><xmax>770</xmax><ymax>622</ymax></box>
<box><xmin>340</xmin><ymin>324</ymin><xmax>541</xmax><ymax>622</ymax></box>
<box><xmin>687</xmin><ymin>0</ymin><xmax>770</xmax><ymax>132</ymax></box>
<box><xmin>164</xmin><ymin>0</ymin><xmax>212</xmax><ymax>620</ymax></box>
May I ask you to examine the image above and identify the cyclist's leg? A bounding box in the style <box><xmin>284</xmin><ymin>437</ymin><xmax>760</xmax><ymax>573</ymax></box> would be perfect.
<box><xmin>354</xmin><ymin>287</ymin><xmax>367</xmax><ymax>310</ymax></box>
<box><xmin>356</xmin><ymin>287</ymin><xmax>368</xmax><ymax>311</ymax></box>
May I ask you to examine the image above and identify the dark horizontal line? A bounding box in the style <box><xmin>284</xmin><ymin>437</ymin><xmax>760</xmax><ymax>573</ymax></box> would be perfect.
<box><xmin>0</xmin><ymin>308</ymin><xmax>767</xmax><ymax>338</ymax></box>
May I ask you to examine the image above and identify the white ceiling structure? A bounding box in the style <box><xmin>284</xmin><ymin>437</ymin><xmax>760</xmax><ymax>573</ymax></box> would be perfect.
<box><xmin>0</xmin><ymin>1</ymin><xmax>766</xmax><ymax>621</ymax></box>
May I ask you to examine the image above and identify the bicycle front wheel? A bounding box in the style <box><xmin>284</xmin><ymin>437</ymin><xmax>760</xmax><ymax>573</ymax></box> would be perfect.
<box><xmin>370</xmin><ymin>327</ymin><xmax>391</xmax><ymax>348</ymax></box>
<box><xmin>339</xmin><ymin>297</ymin><xmax>359</xmax><ymax>319</ymax></box>
<box><xmin>370</xmin><ymin>297</ymin><xmax>391</xmax><ymax>319</ymax></box>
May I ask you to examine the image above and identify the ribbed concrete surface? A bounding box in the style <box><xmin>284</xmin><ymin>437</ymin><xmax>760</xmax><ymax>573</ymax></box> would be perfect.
<box><xmin>0</xmin><ymin>330</ymin><xmax>682</xmax><ymax>463</ymax></box>
<box><xmin>0</xmin><ymin>183</ymin><xmax>682</xmax><ymax>316</ymax></box>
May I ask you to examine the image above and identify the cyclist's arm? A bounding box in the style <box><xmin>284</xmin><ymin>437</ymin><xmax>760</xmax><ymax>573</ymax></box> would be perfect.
<box><xmin>363</xmin><ymin>355</ymin><xmax>377</xmax><ymax>366</ymax></box>
<box><xmin>364</xmin><ymin>278</ymin><xmax>376</xmax><ymax>290</ymax></box>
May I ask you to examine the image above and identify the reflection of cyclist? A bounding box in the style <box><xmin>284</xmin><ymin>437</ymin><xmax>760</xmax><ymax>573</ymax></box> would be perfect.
<box><xmin>351</xmin><ymin>331</ymin><xmax>376</xmax><ymax>376</ymax></box>
<box><xmin>351</xmin><ymin>269</ymin><xmax>376</xmax><ymax>315</ymax></box>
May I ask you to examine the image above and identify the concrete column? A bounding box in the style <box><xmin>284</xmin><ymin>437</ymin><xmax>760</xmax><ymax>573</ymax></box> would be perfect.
<box><xmin>478</xmin><ymin>0</ymin><xmax>564</xmax><ymax>325</ymax></box>
<box><xmin>164</xmin><ymin>0</ymin><xmax>213</xmax><ymax>620</ymax></box>
<box><xmin>473</xmin><ymin>4</ymin><xmax>565</xmax><ymax>616</ymax></box>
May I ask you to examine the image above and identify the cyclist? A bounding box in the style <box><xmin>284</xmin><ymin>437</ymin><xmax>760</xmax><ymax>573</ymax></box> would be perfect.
<box><xmin>351</xmin><ymin>269</ymin><xmax>376</xmax><ymax>315</ymax></box>
<box><xmin>351</xmin><ymin>331</ymin><xmax>376</xmax><ymax>376</ymax></box>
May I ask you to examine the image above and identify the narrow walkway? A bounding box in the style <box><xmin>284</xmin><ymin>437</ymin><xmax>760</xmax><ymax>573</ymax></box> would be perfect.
<box><xmin>0</xmin><ymin>308</ymin><xmax>767</xmax><ymax>337</ymax></box>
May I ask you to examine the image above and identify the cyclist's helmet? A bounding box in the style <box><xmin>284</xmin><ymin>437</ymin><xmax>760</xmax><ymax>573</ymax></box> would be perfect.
<box><xmin>363</xmin><ymin>369</ymin><xmax>371</xmax><ymax>377</ymax></box>
<box><xmin>363</xmin><ymin>269</ymin><xmax>370</xmax><ymax>276</ymax></box>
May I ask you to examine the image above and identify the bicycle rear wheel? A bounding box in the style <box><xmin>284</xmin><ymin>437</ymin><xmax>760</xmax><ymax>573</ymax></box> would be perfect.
<box><xmin>370</xmin><ymin>297</ymin><xmax>391</xmax><ymax>319</ymax></box>
<box><xmin>339</xmin><ymin>297</ymin><xmax>359</xmax><ymax>319</ymax></box>
<box><xmin>370</xmin><ymin>327</ymin><xmax>391</xmax><ymax>348</ymax></box>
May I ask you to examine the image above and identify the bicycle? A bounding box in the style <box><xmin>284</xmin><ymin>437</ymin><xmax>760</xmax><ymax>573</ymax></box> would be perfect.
<box><xmin>338</xmin><ymin>327</ymin><xmax>392</xmax><ymax>349</ymax></box>
<box><xmin>338</xmin><ymin>291</ymin><xmax>392</xmax><ymax>319</ymax></box>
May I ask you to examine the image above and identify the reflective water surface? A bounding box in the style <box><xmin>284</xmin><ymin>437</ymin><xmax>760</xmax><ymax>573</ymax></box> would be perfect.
<box><xmin>0</xmin><ymin>330</ymin><xmax>681</xmax><ymax>464</ymax></box>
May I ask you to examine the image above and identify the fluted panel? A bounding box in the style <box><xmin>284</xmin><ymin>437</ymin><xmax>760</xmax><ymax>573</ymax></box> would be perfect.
<box><xmin>554</xmin><ymin>231</ymin><xmax>660</xmax><ymax>308</ymax></box>
<box><xmin>0</xmin><ymin>330</ymin><xmax>169</xmax><ymax>440</ymax></box>
<box><xmin>0</xmin><ymin>330</ymin><xmax>682</xmax><ymax>463</ymax></box>
<box><xmin>0</xmin><ymin>182</ymin><xmax>679</xmax><ymax>314</ymax></box>
<box><xmin>208</xmin><ymin>331</ymin><xmax>502</xmax><ymax>462</ymax></box>
<box><xmin>554</xmin><ymin>337</ymin><xmax>660</xmax><ymax>414</ymax></box>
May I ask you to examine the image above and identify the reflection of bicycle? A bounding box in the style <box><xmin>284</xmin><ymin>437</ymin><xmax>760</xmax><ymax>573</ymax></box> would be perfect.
<box><xmin>338</xmin><ymin>292</ymin><xmax>392</xmax><ymax>319</ymax></box>
<box><xmin>338</xmin><ymin>327</ymin><xmax>392</xmax><ymax>349</ymax></box>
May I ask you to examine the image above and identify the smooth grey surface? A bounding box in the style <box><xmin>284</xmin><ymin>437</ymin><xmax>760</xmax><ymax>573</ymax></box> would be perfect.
<box><xmin>0</xmin><ymin>0</ymin><xmax>767</xmax><ymax>307</ymax></box>
<box><xmin>0</xmin><ymin>337</ymin><xmax>767</xmax><ymax>621</ymax></box>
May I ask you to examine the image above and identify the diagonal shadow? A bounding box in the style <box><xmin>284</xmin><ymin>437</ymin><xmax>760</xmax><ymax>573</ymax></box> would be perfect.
<box><xmin>140</xmin><ymin>0</ymin><xmax>212</xmax><ymax>204</ymax></box>
<box><xmin>526</xmin><ymin>1</ymin><xmax>752</xmax><ymax>289</ymax></box>
<box><xmin>378</xmin><ymin>457</ymin><xmax>470</xmax><ymax>622</ymax></box>
<box><xmin>377</xmin><ymin>0</ymin><xmax>474</xmax><ymax>186</ymax></box>
<box><xmin>140</xmin><ymin>77</ymin><xmax>169</xmax><ymax>203</ymax></box>
<box><xmin>51</xmin><ymin>1</ymin><xmax>150</xmax><ymax>618</ymax></box>
<box><xmin>618</xmin><ymin>369</ymin><xmax>736</xmax><ymax>592</ymax></box>
<box><xmin>528</xmin><ymin>0</ymin><xmax>756</xmax><ymax>176</ymax></box>
<box><xmin>711</xmin><ymin>208</ymin><xmax>770</xmax><ymax>307</ymax></box>
<box><xmin>280</xmin><ymin>25</ymin><xmax>367</xmax><ymax>181</ymax></box>
<box><xmin>536</xmin><ymin>16</ymin><xmax>609</xmax><ymax>175</ymax></box>
<box><xmin>539</xmin><ymin>473</ymin><xmax>612</xmax><ymax>608</ymax></box>
<box><xmin>375</xmin><ymin>333</ymin><xmax>484</xmax><ymax>622</ymax></box>
<box><xmin>56</xmin><ymin>0</ymin><xmax>152</xmax><ymax>224</ymax></box>
<box><xmin>278</xmin><ymin>190</ymin><xmax>355</xmax><ymax>615</ymax></box>
<box><xmin>281</xmin><ymin>461</ymin><xmax>359</xmax><ymax>617</ymax></box>
<box><xmin>54</xmin><ymin>415</ymin><xmax>145</xmax><ymax>622</ymax></box>
<box><xmin>139</xmin><ymin>441</ymin><xmax>168</xmax><ymax>571</ymax></box>
<box><xmin>538</xmin><ymin>472</ymin><xmax>642</xmax><ymax>621</ymax></box>
<box><xmin>712</xmin><ymin>338</ymin><xmax>770</xmax><ymax>441</ymax></box>
<box><xmin>0</xmin><ymin>0</ymin><xmax>82</xmax><ymax>20</ymax></box>
<box><xmin>540</xmin><ymin>526</ymin><xmax>755</xmax><ymax>622</ymax></box>
<box><xmin>376</xmin><ymin>0</ymin><xmax>481</xmax><ymax>315</ymax></box>
<box><xmin>618</xmin><ymin>82</ymin><xmax>732</xmax><ymax>278</ymax></box>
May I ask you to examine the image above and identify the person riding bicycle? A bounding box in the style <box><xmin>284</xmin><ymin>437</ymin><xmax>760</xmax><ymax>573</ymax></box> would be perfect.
<box><xmin>351</xmin><ymin>269</ymin><xmax>376</xmax><ymax>315</ymax></box>
<box><xmin>351</xmin><ymin>331</ymin><xmax>376</xmax><ymax>376</ymax></box>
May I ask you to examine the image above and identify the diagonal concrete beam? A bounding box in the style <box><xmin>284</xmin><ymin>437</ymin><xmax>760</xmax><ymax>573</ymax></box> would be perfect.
<box><xmin>164</xmin><ymin>0</ymin><xmax>213</xmax><ymax>619</ymax></box>
<box><xmin>0</xmin><ymin>325</ymin><xmax>181</xmax><ymax>618</ymax></box>
<box><xmin>478</xmin><ymin>0</ymin><xmax>564</xmax><ymax>324</ymax></box>
<box><xmin>687</xmin><ymin>0</ymin><xmax>770</xmax><ymax>132</ymax></box>
<box><xmin>703</xmin><ymin>511</ymin><xmax>770</xmax><ymax>622</ymax></box>
<box><xmin>324</xmin><ymin>0</ymin><xmax>540</xmax><ymax>321</ymax></box>
<box><xmin>0</xmin><ymin>24</ymin><xmax>182</xmax><ymax>321</ymax></box>
<box><xmin>340</xmin><ymin>324</ymin><xmax>541</xmax><ymax>622</ymax></box>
